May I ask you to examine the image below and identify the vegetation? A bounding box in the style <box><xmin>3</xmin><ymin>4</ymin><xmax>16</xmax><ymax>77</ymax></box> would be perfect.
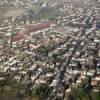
<box><xmin>0</xmin><ymin>79</ymin><xmax>23</xmax><ymax>96</ymax></box>
<box><xmin>32</xmin><ymin>83</ymin><xmax>50</xmax><ymax>100</ymax></box>
<box><xmin>69</xmin><ymin>88</ymin><xmax>100</xmax><ymax>100</ymax></box>
<box><xmin>69</xmin><ymin>78</ymin><xmax>100</xmax><ymax>100</ymax></box>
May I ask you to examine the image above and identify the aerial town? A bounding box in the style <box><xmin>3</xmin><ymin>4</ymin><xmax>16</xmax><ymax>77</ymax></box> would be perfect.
<box><xmin>0</xmin><ymin>0</ymin><xmax>100</xmax><ymax>100</ymax></box>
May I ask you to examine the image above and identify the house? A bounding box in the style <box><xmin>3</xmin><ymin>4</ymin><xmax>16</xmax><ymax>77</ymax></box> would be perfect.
<box><xmin>91</xmin><ymin>76</ymin><xmax>100</xmax><ymax>88</ymax></box>
<box><xmin>14</xmin><ymin>75</ymin><xmax>21</xmax><ymax>82</ymax></box>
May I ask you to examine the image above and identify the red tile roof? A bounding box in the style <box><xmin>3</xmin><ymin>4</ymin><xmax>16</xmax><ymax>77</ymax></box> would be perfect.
<box><xmin>24</xmin><ymin>21</ymin><xmax>56</xmax><ymax>35</ymax></box>
<box><xmin>12</xmin><ymin>32</ymin><xmax>24</xmax><ymax>42</ymax></box>
<box><xmin>12</xmin><ymin>21</ymin><xmax>56</xmax><ymax>42</ymax></box>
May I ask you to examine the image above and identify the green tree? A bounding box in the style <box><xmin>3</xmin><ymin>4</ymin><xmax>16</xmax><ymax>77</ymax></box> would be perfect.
<box><xmin>32</xmin><ymin>84</ymin><xmax>50</xmax><ymax>100</ymax></box>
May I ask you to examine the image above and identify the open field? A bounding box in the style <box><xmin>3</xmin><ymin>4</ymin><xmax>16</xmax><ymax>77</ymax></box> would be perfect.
<box><xmin>0</xmin><ymin>6</ymin><xmax>26</xmax><ymax>17</ymax></box>
<box><xmin>4</xmin><ymin>8</ymin><xmax>25</xmax><ymax>17</ymax></box>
